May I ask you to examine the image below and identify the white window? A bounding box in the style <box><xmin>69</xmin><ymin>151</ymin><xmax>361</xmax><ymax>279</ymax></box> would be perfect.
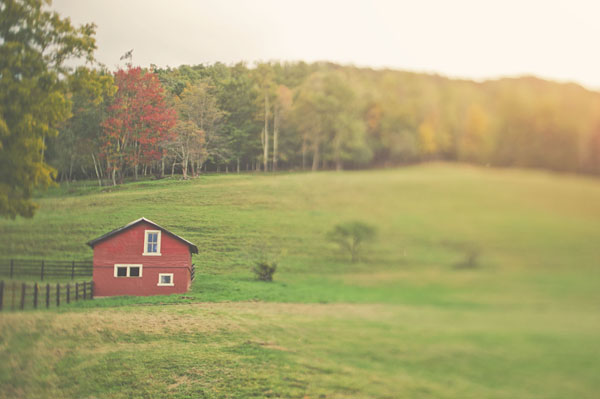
<box><xmin>114</xmin><ymin>264</ymin><xmax>143</xmax><ymax>277</ymax></box>
<box><xmin>157</xmin><ymin>273</ymin><xmax>174</xmax><ymax>286</ymax></box>
<box><xmin>143</xmin><ymin>230</ymin><xmax>161</xmax><ymax>256</ymax></box>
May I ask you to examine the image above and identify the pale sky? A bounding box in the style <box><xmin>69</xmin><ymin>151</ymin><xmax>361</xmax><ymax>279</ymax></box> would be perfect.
<box><xmin>53</xmin><ymin>0</ymin><xmax>600</xmax><ymax>90</ymax></box>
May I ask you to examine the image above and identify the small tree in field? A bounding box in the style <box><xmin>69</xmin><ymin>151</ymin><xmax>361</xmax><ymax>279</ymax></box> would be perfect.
<box><xmin>253</xmin><ymin>260</ymin><xmax>277</xmax><ymax>281</ymax></box>
<box><xmin>327</xmin><ymin>221</ymin><xmax>377</xmax><ymax>262</ymax></box>
<box><xmin>250</xmin><ymin>242</ymin><xmax>284</xmax><ymax>281</ymax></box>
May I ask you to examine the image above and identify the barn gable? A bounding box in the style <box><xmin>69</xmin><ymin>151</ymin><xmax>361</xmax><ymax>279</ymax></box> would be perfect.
<box><xmin>87</xmin><ymin>217</ymin><xmax>198</xmax><ymax>254</ymax></box>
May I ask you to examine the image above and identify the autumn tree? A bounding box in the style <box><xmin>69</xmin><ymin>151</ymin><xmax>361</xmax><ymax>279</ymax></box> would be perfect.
<box><xmin>101</xmin><ymin>67</ymin><xmax>176</xmax><ymax>185</ymax></box>
<box><xmin>459</xmin><ymin>103</ymin><xmax>490</xmax><ymax>163</ymax></box>
<box><xmin>0</xmin><ymin>0</ymin><xmax>96</xmax><ymax>217</ymax></box>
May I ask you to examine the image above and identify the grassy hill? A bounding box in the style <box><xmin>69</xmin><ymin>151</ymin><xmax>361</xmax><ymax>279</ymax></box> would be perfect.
<box><xmin>1</xmin><ymin>164</ymin><xmax>599</xmax><ymax>398</ymax></box>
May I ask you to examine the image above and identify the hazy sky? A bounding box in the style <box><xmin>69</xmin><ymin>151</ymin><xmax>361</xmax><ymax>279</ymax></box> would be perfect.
<box><xmin>53</xmin><ymin>0</ymin><xmax>600</xmax><ymax>90</ymax></box>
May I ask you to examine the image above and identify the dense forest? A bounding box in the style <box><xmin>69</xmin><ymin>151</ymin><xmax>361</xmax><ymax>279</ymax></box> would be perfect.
<box><xmin>46</xmin><ymin>60</ymin><xmax>600</xmax><ymax>184</ymax></box>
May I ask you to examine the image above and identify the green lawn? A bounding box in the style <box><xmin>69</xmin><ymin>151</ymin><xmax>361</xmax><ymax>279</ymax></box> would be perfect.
<box><xmin>1</xmin><ymin>163</ymin><xmax>599</xmax><ymax>398</ymax></box>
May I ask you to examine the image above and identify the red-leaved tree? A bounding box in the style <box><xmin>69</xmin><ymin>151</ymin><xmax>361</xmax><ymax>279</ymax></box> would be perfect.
<box><xmin>101</xmin><ymin>67</ymin><xmax>176</xmax><ymax>184</ymax></box>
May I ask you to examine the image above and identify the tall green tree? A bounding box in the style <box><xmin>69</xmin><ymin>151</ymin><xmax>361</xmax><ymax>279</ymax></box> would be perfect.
<box><xmin>0</xmin><ymin>0</ymin><xmax>96</xmax><ymax>217</ymax></box>
<box><xmin>291</xmin><ymin>70</ymin><xmax>369</xmax><ymax>171</ymax></box>
<box><xmin>217</xmin><ymin>62</ymin><xmax>261</xmax><ymax>172</ymax></box>
<box><xmin>272</xmin><ymin>84</ymin><xmax>292</xmax><ymax>171</ymax></box>
<box><xmin>49</xmin><ymin>67</ymin><xmax>115</xmax><ymax>185</ymax></box>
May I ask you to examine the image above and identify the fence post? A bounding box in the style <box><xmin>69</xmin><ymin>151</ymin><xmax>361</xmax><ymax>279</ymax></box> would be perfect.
<box><xmin>34</xmin><ymin>283</ymin><xmax>38</xmax><ymax>309</ymax></box>
<box><xmin>46</xmin><ymin>283</ymin><xmax>50</xmax><ymax>308</ymax></box>
<box><xmin>71</xmin><ymin>261</ymin><xmax>75</xmax><ymax>280</ymax></box>
<box><xmin>75</xmin><ymin>282</ymin><xmax>79</xmax><ymax>301</ymax></box>
<box><xmin>20</xmin><ymin>283</ymin><xmax>26</xmax><ymax>310</ymax></box>
<box><xmin>66</xmin><ymin>283</ymin><xmax>70</xmax><ymax>304</ymax></box>
<box><xmin>9</xmin><ymin>260</ymin><xmax>13</xmax><ymax>279</ymax></box>
<box><xmin>0</xmin><ymin>280</ymin><xmax>4</xmax><ymax>311</ymax></box>
<box><xmin>41</xmin><ymin>260</ymin><xmax>45</xmax><ymax>281</ymax></box>
<box><xmin>90</xmin><ymin>281</ymin><xmax>94</xmax><ymax>299</ymax></box>
<box><xmin>56</xmin><ymin>283</ymin><xmax>60</xmax><ymax>307</ymax></box>
<box><xmin>83</xmin><ymin>281</ymin><xmax>87</xmax><ymax>300</ymax></box>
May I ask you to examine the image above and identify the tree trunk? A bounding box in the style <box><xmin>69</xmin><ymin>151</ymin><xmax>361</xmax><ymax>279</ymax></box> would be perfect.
<box><xmin>68</xmin><ymin>155</ymin><xmax>74</xmax><ymax>183</ymax></box>
<box><xmin>263</xmin><ymin>93</ymin><xmax>269</xmax><ymax>172</ymax></box>
<box><xmin>334</xmin><ymin>134</ymin><xmax>343</xmax><ymax>171</ymax></box>
<box><xmin>161</xmin><ymin>157</ymin><xmax>165</xmax><ymax>178</ymax></box>
<box><xmin>302</xmin><ymin>136</ymin><xmax>307</xmax><ymax>171</ymax></box>
<box><xmin>134</xmin><ymin>163</ymin><xmax>138</xmax><ymax>180</ymax></box>
<box><xmin>91</xmin><ymin>153</ymin><xmax>102</xmax><ymax>187</ymax></box>
<box><xmin>225</xmin><ymin>164</ymin><xmax>229</xmax><ymax>173</ymax></box>
<box><xmin>273</xmin><ymin>107</ymin><xmax>279</xmax><ymax>171</ymax></box>
<box><xmin>112</xmin><ymin>168</ymin><xmax>117</xmax><ymax>186</ymax></box>
<box><xmin>182</xmin><ymin>156</ymin><xmax>188</xmax><ymax>179</ymax></box>
<box><xmin>41</xmin><ymin>135</ymin><xmax>46</xmax><ymax>163</ymax></box>
<box><xmin>312</xmin><ymin>140</ymin><xmax>320</xmax><ymax>171</ymax></box>
<box><xmin>171</xmin><ymin>161</ymin><xmax>175</xmax><ymax>177</ymax></box>
<box><xmin>237</xmin><ymin>157</ymin><xmax>240</xmax><ymax>173</ymax></box>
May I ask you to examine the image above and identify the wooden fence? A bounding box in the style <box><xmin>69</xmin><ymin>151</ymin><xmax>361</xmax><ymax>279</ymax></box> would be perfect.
<box><xmin>0</xmin><ymin>280</ymin><xmax>93</xmax><ymax>311</ymax></box>
<box><xmin>0</xmin><ymin>259</ymin><xmax>93</xmax><ymax>280</ymax></box>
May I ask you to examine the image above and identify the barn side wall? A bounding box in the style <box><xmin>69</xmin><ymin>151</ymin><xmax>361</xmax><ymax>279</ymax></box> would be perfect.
<box><xmin>92</xmin><ymin>221</ymin><xmax>193</xmax><ymax>297</ymax></box>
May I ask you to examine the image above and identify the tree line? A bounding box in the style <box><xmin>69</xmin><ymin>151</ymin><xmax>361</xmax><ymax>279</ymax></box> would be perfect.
<box><xmin>3</xmin><ymin>0</ymin><xmax>600</xmax><ymax>218</ymax></box>
<box><xmin>46</xmin><ymin>61</ymin><xmax>600</xmax><ymax>185</ymax></box>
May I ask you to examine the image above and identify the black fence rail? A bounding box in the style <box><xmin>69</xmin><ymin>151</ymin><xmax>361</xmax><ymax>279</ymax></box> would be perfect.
<box><xmin>0</xmin><ymin>280</ymin><xmax>93</xmax><ymax>311</ymax></box>
<box><xmin>0</xmin><ymin>259</ymin><xmax>93</xmax><ymax>280</ymax></box>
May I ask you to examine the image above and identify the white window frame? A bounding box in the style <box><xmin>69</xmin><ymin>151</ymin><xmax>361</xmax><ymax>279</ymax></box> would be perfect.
<box><xmin>114</xmin><ymin>264</ymin><xmax>143</xmax><ymax>277</ymax></box>
<box><xmin>143</xmin><ymin>230</ymin><xmax>162</xmax><ymax>256</ymax></box>
<box><xmin>157</xmin><ymin>273</ymin><xmax>174</xmax><ymax>286</ymax></box>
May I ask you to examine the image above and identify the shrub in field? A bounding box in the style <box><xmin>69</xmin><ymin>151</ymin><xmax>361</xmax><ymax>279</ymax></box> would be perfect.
<box><xmin>327</xmin><ymin>221</ymin><xmax>377</xmax><ymax>262</ymax></box>
<box><xmin>442</xmin><ymin>240</ymin><xmax>482</xmax><ymax>269</ymax></box>
<box><xmin>253</xmin><ymin>261</ymin><xmax>277</xmax><ymax>281</ymax></box>
<box><xmin>454</xmin><ymin>247</ymin><xmax>481</xmax><ymax>269</ymax></box>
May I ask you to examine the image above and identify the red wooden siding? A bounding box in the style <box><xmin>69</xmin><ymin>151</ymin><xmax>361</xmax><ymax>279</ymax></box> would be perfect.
<box><xmin>92</xmin><ymin>221</ymin><xmax>193</xmax><ymax>297</ymax></box>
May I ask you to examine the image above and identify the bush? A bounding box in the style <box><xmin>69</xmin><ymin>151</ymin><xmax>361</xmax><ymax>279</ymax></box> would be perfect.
<box><xmin>454</xmin><ymin>247</ymin><xmax>481</xmax><ymax>269</ymax></box>
<box><xmin>253</xmin><ymin>260</ymin><xmax>277</xmax><ymax>281</ymax></box>
<box><xmin>327</xmin><ymin>221</ymin><xmax>377</xmax><ymax>262</ymax></box>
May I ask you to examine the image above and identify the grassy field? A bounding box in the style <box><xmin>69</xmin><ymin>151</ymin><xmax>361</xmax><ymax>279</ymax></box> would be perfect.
<box><xmin>1</xmin><ymin>163</ymin><xmax>599</xmax><ymax>398</ymax></box>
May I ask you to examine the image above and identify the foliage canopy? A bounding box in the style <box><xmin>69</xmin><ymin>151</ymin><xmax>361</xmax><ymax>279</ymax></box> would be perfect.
<box><xmin>0</xmin><ymin>0</ymin><xmax>96</xmax><ymax>218</ymax></box>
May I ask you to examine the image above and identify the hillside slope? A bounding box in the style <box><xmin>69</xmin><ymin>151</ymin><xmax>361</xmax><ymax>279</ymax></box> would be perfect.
<box><xmin>1</xmin><ymin>164</ymin><xmax>599</xmax><ymax>398</ymax></box>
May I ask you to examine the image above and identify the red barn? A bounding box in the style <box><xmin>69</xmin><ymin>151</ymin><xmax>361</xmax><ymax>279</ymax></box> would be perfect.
<box><xmin>87</xmin><ymin>218</ymin><xmax>198</xmax><ymax>297</ymax></box>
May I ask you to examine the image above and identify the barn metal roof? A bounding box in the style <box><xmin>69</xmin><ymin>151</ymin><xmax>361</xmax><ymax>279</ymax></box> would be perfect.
<box><xmin>86</xmin><ymin>217</ymin><xmax>199</xmax><ymax>254</ymax></box>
